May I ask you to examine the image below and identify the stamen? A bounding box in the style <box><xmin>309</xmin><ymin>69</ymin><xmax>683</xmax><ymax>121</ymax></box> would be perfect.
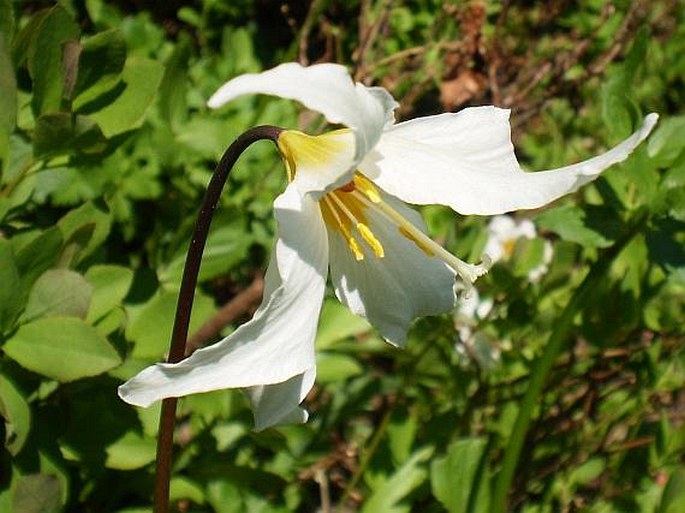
<box><xmin>322</xmin><ymin>196</ymin><xmax>364</xmax><ymax>261</ymax></box>
<box><xmin>351</xmin><ymin>186</ymin><xmax>490</xmax><ymax>285</ymax></box>
<box><xmin>398</xmin><ymin>226</ymin><xmax>435</xmax><ymax>257</ymax></box>
<box><xmin>357</xmin><ymin>224</ymin><xmax>384</xmax><ymax>258</ymax></box>
<box><xmin>353</xmin><ymin>175</ymin><xmax>382</xmax><ymax>203</ymax></box>
<box><xmin>328</xmin><ymin>192</ymin><xmax>385</xmax><ymax>258</ymax></box>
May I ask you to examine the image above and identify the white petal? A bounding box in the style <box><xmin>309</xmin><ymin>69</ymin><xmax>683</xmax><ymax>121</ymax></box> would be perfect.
<box><xmin>118</xmin><ymin>184</ymin><xmax>328</xmax><ymax>409</ymax></box>
<box><xmin>361</xmin><ymin>108</ymin><xmax>658</xmax><ymax>215</ymax></box>
<box><xmin>278</xmin><ymin>129</ymin><xmax>357</xmax><ymax>197</ymax></box>
<box><xmin>246</xmin><ymin>367</ymin><xmax>316</xmax><ymax>431</ymax></box>
<box><xmin>208</xmin><ymin>62</ymin><xmax>398</xmax><ymax>179</ymax></box>
<box><xmin>328</xmin><ymin>193</ymin><xmax>455</xmax><ymax>346</ymax></box>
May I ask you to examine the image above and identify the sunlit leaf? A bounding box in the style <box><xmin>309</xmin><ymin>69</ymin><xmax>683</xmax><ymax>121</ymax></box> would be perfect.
<box><xmin>362</xmin><ymin>446</ymin><xmax>433</xmax><ymax>513</ymax></box>
<box><xmin>27</xmin><ymin>5</ymin><xmax>80</xmax><ymax>116</ymax></box>
<box><xmin>0</xmin><ymin>27</ymin><xmax>16</xmax><ymax>171</ymax></box>
<box><xmin>316</xmin><ymin>300</ymin><xmax>370</xmax><ymax>350</ymax></box>
<box><xmin>57</xmin><ymin>201</ymin><xmax>111</xmax><ymax>264</ymax></box>
<box><xmin>12</xmin><ymin>474</ymin><xmax>61</xmax><ymax>513</ymax></box>
<box><xmin>0</xmin><ymin>371</ymin><xmax>31</xmax><ymax>455</ymax></box>
<box><xmin>105</xmin><ymin>432</ymin><xmax>156</xmax><ymax>470</ymax></box>
<box><xmin>0</xmin><ymin>238</ymin><xmax>21</xmax><ymax>332</ymax></box>
<box><xmin>431</xmin><ymin>438</ymin><xmax>490</xmax><ymax>513</ymax></box>
<box><xmin>126</xmin><ymin>290</ymin><xmax>216</xmax><ymax>360</ymax></box>
<box><xmin>22</xmin><ymin>269</ymin><xmax>93</xmax><ymax>322</ymax></box>
<box><xmin>537</xmin><ymin>204</ymin><xmax>614</xmax><ymax>248</ymax></box>
<box><xmin>316</xmin><ymin>353</ymin><xmax>363</xmax><ymax>383</ymax></box>
<box><xmin>72</xmin><ymin>28</ymin><xmax>127</xmax><ymax>108</ymax></box>
<box><xmin>85</xmin><ymin>265</ymin><xmax>134</xmax><ymax>322</ymax></box>
<box><xmin>88</xmin><ymin>56</ymin><xmax>163</xmax><ymax>137</ymax></box>
<box><xmin>4</xmin><ymin>317</ymin><xmax>121</xmax><ymax>381</ymax></box>
<box><xmin>33</xmin><ymin>113</ymin><xmax>106</xmax><ymax>158</ymax></box>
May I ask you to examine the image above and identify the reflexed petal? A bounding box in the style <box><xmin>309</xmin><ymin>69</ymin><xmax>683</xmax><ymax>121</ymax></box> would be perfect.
<box><xmin>118</xmin><ymin>185</ymin><xmax>328</xmax><ymax>409</ymax></box>
<box><xmin>208</xmin><ymin>62</ymin><xmax>398</xmax><ymax>180</ymax></box>
<box><xmin>246</xmin><ymin>367</ymin><xmax>316</xmax><ymax>431</ymax></box>
<box><xmin>361</xmin><ymin>108</ymin><xmax>658</xmax><ymax>215</ymax></box>
<box><xmin>328</xmin><ymin>192</ymin><xmax>456</xmax><ymax>346</ymax></box>
<box><xmin>278</xmin><ymin>129</ymin><xmax>356</xmax><ymax>196</ymax></box>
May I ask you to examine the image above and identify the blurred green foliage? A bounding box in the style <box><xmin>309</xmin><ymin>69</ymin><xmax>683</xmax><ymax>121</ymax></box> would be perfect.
<box><xmin>0</xmin><ymin>1</ymin><xmax>683</xmax><ymax>512</ymax></box>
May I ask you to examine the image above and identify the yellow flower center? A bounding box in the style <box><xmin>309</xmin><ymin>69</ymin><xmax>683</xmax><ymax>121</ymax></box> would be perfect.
<box><xmin>277</xmin><ymin>130</ymin><xmax>489</xmax><ymax>285</ymax></box>
<box><xmin>320</xmin><ymin>178</ymin><xmax>384</xmax><ymax>261</ymax></box>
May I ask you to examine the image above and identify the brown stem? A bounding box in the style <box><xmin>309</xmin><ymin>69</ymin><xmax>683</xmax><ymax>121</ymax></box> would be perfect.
<box><xmin>153</xmin><ymin>125</ymin><xmax>282</xmax><ymax>513</ymax></box>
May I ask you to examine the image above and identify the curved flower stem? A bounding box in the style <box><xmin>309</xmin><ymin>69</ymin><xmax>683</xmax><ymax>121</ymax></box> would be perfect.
<box><xmin>490</xmin><ymin>213</ymin><xmax>646</xmax><ymax>513</ymax></box>
<box><xmin>153</xmin><ymin>125</ymin><xmax>282</xmax><ymax>513</ymax></box>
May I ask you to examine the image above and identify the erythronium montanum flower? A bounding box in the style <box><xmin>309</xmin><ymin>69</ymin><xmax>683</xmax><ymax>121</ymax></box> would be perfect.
<box><xmin>484</xmin><ymin>215</ymin><xmax>554</xmax><ymax>282</ymax></box>
<box><xmin>118</xmin><ymin>62</ymin><xmax>658</xmax><ymax>430</ymax></box>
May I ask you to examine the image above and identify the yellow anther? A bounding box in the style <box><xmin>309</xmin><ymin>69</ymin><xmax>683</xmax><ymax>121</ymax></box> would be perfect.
<box><xmin>322</xmin><ymin>194</ymin><xmax>365</xmax><ymax>261</ymax></box>
<box><xmin>341</xmin><ymin>225</ymin><xmax>365</xmax><ymax>261</ymax></box>
<box><xmin>357</xmin><ymin>223</ymin><xmax>385</xmax><ymax>258</ymax></box>
<box><xmin>354</xmin><ymin>174</ymin><xmax>382</xmax><ymax>203</ymax></box>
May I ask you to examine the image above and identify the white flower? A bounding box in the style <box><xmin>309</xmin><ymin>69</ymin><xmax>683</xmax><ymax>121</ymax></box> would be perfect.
<box><xmin>454</xmin><ymin>289</ymin><xmax>499</xmax><ymax>371</ymax></box>
<box><xmin>456</xmin><ymin>289</ymin><xmax>494</xmax><ymax>323</ymax></box>
<box><xmin>118</xmin><ymin>63</ymin><xmax>657</xmax><ymax>430</ymax></box>
<box><xmin>484</xmin><ymin>215</ymin><xmax>554</xmax><ymax>281</ymax></box>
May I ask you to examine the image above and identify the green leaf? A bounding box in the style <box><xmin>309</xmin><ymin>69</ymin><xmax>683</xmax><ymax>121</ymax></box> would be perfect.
<box><xmin>600</xmin><ymin>76</ymin><xmax>633</xmax><ymax>138</ymax></box>
<box><xmin>569</xmin><ymin>458</ymin><xmax>605</xmax><ymax>486</ymax></box>
<box><xmin>85</xmin><ymin>265</ymin><xmax>133</xmax><ymax>323</ymax></box>
<box><xmin>170</xmin><ymin>477</ymin><xmax>206</xmax><ymax>505</ymax></box>
<box><xmin>647</xmin><ymin>116</ymin><xmax>685</xmax><ymax>167</ymax></box>
<box><xmin>599</xmin><ymin>29</ymin><xmax>646</xmax><ymax>139</ymax></box>
<box><xmin>57</xmin><ymin>201</ymin><xmax>111</xmax><ymax>264</ymax></box>
<box><xmin>14</xmin><ymin>227</ymin><xmax>63</xmax><ymax>296</ymax></box>
<box><xmin>4</xmin><ymin>317</ymin><xmax>121</xmax><ymax>382</ymax></box>
<box><xmin>537</xmin><ymin>204</ymin><xmax>613</xmax><ymax>249</ymax></box>
<box><xmin>659</xmin><ymin>468</ymin><xmax>685</xmax><ymax>513</ymax></box>
<box><xmin>72</xmin><ymin>29</ymin><xmax>127</xmax><ymax>109</ymax></box>
<box><xmin>511</xmin><ymin>237</ymin><xmax>546</xmax><ymax>278</ymax></box>
<box><xmin>158</xmin><ymin>33</ymin><xmax>192</xmax><ymax>130</ymax></box>
<box><xmin>362</xmin><ymin>446</ymin><xmax>433</xmax><ymax>513</ymax></box>
<box><xmin>0</xmin><ymin>11</ymin><xmax>17</xmax><ymax>175</ymax></box>
<box><xmin>0</xmin><ymin>370</ymin><xmax>31</xmax><ymax>455</ymax></box>
<box><xmin>33</xmin><ymin>113</ymin><xmax>106</xmax><ymax>158</ymax></box>
<box><xmin>0</xmin><ymin>238</ymin><xmax>22</xmax><ymax>332</ymax></box>
<box><xmin>105</xmin><ymin>432</ymin><xmax>157</xmax><ymax>470</ymax></box>
<box><xmin>316</xmin><ymin>300</ymin><xmax>370</xmax><ymax>350</ymax></box>
<box><xmin>12</xmin><ymin>473</ymin><xmax>62</xmax><ymax>513</ymax></box>
<box><xmin>431</xmin><ymin>438</ymin><xmax>490</xmax><ymax>513</ymax></box>
<box><xmin>316</xmin><ymin>353</ymin><xmax>363</xmax><ymax>383</ymax></box>
<box><xmin>89</xmin><ymin>56</ymin><xmax>163</xmax><ymax>137</ymax></box>
<box><xmin>2</xmin><ymin>134</ymin><xmax>32</xmax><ymax>187</ymax></box>
<box><xmin>27</xmin><ymin>4</ymin><xmax>80</xmax><ymax>116</ymax></box>
<box><xmin>158</xmin><ymin>222</ymin><xmax>253</xmax><ymax>286</ymax></box>
<box><xmin>126</xmin><ymin>290</ymin><xmax>216</xmax><ymax>360</ymax></box>
<box><xmin>22</xmin><ymin>269</ymin><xmax>93</xmax><ymax>322</ymax></box>
<box><xmin>387</xmin><ymin>411</ymin><xmax>418</xmax><ymax>464</ymax></box>
<box><xmin>11</xmin><ymin>8</ymin><xmax>49</xmax><ymax>67</ymax></box>
<box><xmin>0</xmin><ymin>0</ymin><xmax>15</xmax><ymax>45</ymax></box>
<box><xmin>0</xmin><ymin>27</ymin><xmax>17</xmax><ymax>171</ymax></box>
